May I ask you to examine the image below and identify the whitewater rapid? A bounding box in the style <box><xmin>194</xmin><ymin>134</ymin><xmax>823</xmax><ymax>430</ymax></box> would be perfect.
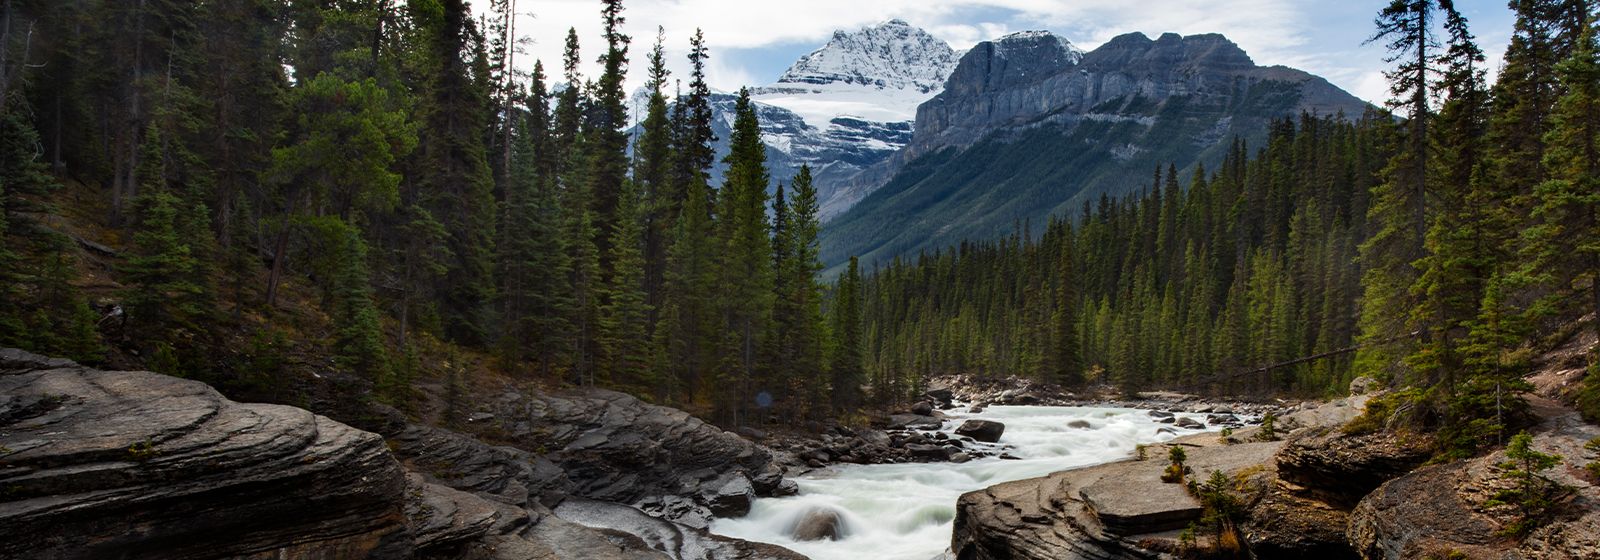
<box><xmin>709</xmin><ymin>404</ymin><xmax>1217</xmax><ymax>560</ymax></box>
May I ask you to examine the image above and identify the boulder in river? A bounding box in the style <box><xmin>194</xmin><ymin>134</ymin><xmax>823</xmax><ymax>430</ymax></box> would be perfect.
<box><xmin>701</xmin><ymin>472</ymin><xmax>756</xmax><ymax>517</ymax></box>
<box><xmin>789</xmin><ymin>507</ymin><xmax>849</xmax><ymax>541</ymax></box>
<box><xmin>1174</xmin><ymin>416</ymin><xmax>1205</xmax><ymax>429</ymax></box>
<box><xmin>955</xmin><ymin>419</ymin><xmax>1006</xmax><ymax>443</ymax></box>
<box><xmin>910</xmin><ymin>400</ymin><xmax>935</xmax><ymax>416</ymax></box>
<box><xmin>1066</xmin><ymin>419</ymin><xmax>1092</xmax><ymax>429</ymax></box>
<box><xmin>888</xmin><ymin>413</ymin><xmax>942</xmax><ymax>430</ymax></box>
<box><xmin>906</xmin><ymin>443</ymin><xmax>952</xmax><ymax>460</ymax></box>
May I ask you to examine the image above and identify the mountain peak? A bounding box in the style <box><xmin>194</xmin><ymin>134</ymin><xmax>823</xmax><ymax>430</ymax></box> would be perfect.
<box><xmin>775</xmin><ymin>19</ymin><xmax>960</xmax><ymax>94</ymax></box>
<box><xmin>942</xmin><ymin>30</ymin><xmax>1084</xmax><ymax>97</ymax></box>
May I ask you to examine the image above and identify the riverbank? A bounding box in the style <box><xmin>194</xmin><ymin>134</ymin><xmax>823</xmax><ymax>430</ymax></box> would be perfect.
<box><xmin>711</xmin><ymin>402</ymin><xmax>1236</xmax><ymax>560</ymax></box>
<box><xmin>757</xmin><ymin>374</ymin><xmax>1292</xmax><ymax>475</ymax></box>
<box><xmin>951</xmin><ymin>332</ymin><xmax>1600</xmax><ymax>560</ymax></box>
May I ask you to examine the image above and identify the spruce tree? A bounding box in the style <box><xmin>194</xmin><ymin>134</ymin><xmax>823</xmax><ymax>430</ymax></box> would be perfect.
<box><xmin>1358</xmin><ymin>0</ymin><xmax>1444</xmax><ymax>384</ymax></box>
<box><xmin>658</xmin><ymin>168</ymin><xmax>719</xmax><ymax>405</ymax></box>
<box><xmin>588</xmin><ymin>0</ymin><xmax>631</xmax><ymax>265</ymax></box>
<box><xmin>637</xmin><ymin>28</ymin><xmax>674</xmax><ymax>318</ymax></box>
<box><xmin>715</xmin><ymin>89</ymin><xmax>774</xmax><ymax>423</ymax></box>
<box><xmin>832</xmin><ymin>256</ymin><xmax>865</xmax><ymax>412</ymax></box>
<box><xmin>600</xmin><ymin>178</ymin><xmax>655</xmax><ymax>392</ymax></box>
<box><xmin>497</xmin><ymin>71</ymin><xmax>573</xmax><ymax>376</ymax></box>
<box><xmin>413</xmin><ymin>0</ymin><xmax>497</xmax><ymax>345</ymax></box>
<box><xmin>1050</xmin><ymin>233</ymin><xmax>1084</xmax><ymax>387</ymax></box>
<box><xmin>319</xmin><ymin>218</ymin><xmax>391</xmax><ymax>389</ymax></box>
<box><xmin>122</xmin><ymin>190</ymin><xmax>210</xmax><ymax>359</ymax></box>
<box><xmin>1410</xmin><ymin>1</ymin><xmax>1491</xmax><ymax>390</ymax></box>
<box><xmin>1528</xmin><ymin>18</ymin><xmax>1600</xmax><ymax>420</ymax></box>
<box><xmin>780</xmin><ymin>167</ymin><xmax>828</xmax><ymax>415</ymax></box>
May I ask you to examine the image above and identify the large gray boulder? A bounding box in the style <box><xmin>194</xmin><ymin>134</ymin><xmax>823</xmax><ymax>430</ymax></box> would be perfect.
<box><xmin>700</xmin><ymin>472</ymin><xmax>756</xmax><ymax>518</ymax></box>
<box><xmin>789</xmin><ymin>507</ymin><xmax>848</xmax><ymax>541</ymax></box>
<box><xmin>955</xmin><ymin>419</ymin><xmax>1006</xmax><ymax>443</ymax></box>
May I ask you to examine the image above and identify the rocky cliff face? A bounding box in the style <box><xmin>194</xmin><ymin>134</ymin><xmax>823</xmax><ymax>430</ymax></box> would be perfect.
<box><xmin>820</xmin><ymin>31</ymin><xmax>1370</xmax><ymax>271</ymax></box>
<box><xmin>0</xmin><ymin>349</ymin><xmax>803</xmax><ymax>560</ymax></box>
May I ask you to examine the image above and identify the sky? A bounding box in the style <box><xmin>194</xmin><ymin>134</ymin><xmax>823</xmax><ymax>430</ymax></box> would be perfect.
<box><xmin>509</xmin><ymin>0</ymin><xmax>1521</xmax><ymax>105</ymax></box>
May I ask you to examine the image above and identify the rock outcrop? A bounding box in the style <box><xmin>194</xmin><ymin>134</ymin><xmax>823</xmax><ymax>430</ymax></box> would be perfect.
<box><xmin>1276</xmin><ymin>427</ymin><xmax>1432</xmax><ymax>508</ymax></box>
<box><xmin>0</xmin><ymin>349</ymin><xmax>411</xmax><ymax>560</ymax></box>
<box><xmin>951</xmin><ymin>396</ymin><xmax>1374</xmax><ymax>560</ymax></box>
<box><xmin>454</xmin><ymin>387</ymin><xmax>779</xmax><ymax>524</ymax></box>
<box><xmin>0</xmin><ymin>349</ymin><xmax>803</xmax><ymax>560</ymax></box>
<box><xmin>1347</xmin><ymin>401</ymin><xmax>1600</xmax><ymax>560</ymax></box>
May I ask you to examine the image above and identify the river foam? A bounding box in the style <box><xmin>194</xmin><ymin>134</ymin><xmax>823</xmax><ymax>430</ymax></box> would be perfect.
<box><xmin>709</xmin><ymin>404</ymin><xmax>1217</xmax><ymax>560</ymax></box>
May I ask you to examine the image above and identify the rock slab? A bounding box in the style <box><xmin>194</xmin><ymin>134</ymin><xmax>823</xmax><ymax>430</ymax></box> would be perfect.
<box><xmin>0</xmin><ymin>349</ymin><xmax>410</xmax><ymax>560</ymax></box>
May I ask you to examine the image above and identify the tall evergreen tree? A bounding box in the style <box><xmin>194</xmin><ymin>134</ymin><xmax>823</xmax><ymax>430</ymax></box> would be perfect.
<box><xmin>832</xmin><ymin>256</ymin><xmax>865</xmax><ymax>412</ymax></box>
<box><xmin>1050</xmin><ymin>231</ymin><xmax>1084</xmax><ymax>387</ymax></box>
<box><xmin>497</xmin><ymin>68</ymin><xmax>573</xmax><ymax>376</ymax></box>
<box><xmin>600</xmin><ymin>178</ymin><xmax>654</xmax><ymax>391</ymax></box>
<box><xmin>637</xmin><ymin>28</ymin><xmax>674</xmax><ymax>320</ymax></box>
<box><xmin>775</xmin><ymin>166</ymin><xmax>828</xmax><ymax>415</ymax></box>
<box><xmin>715</xmin><ymin>88</ymin><xmax>774</xmax><ymax>423</ymax></box>
<box><xmin>412</xmin><ymin>0</ymin><xmax>497</xmax><ymax>345</ymax></box>
<box><xmin>1358</xmin><ymin>0</ymin><xmax>1445</xmax><ymax>383</ymax></box>
<box><xmin>588</xmin><ymin>0</ymin><xmax>630</xmax><ymax>266</ymax></box>
<box><xmin>1527</xmin><ymin>18</ymin><xmax>1600</xmax><ymax>420</ymax></box>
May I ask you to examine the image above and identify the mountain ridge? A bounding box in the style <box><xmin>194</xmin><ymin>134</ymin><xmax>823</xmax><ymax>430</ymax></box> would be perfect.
<box><xmin>818</xmin><ymin>30</ymin><xmax>1372</xmax><ymax>272</ymax></box>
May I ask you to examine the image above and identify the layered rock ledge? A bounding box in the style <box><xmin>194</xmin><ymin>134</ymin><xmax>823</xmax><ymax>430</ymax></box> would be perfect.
<box><xmin>0</xmin><ymin>349</ymin><xmax>803</xmax><ymax>560</ymax></box>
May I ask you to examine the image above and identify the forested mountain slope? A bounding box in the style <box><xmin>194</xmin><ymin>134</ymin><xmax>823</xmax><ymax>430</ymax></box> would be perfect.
<box><xmin>820</xmin><ymin>31</ymin><xmax>1371</xmax><ymax>271</ymax></box>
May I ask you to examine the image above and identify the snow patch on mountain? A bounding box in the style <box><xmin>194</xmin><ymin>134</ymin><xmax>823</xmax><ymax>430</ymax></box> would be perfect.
<box><xmin>752</xmin><ymin>19</ymin><xmax>961</xmax><ymax>132</ymax></box>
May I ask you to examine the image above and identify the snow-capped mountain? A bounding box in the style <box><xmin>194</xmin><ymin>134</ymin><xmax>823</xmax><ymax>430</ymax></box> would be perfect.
<box><xmin>734</xmin><ymin>19</ymin><xmax>963</xmax><ymax>217</ymax></box>
<box><xmin>753</xmin><ymin>19</ymin><xmax>961</xmax><ymax>128</ymax></box>
<box><xmin>628</xmin><ymin>20</ymin><xmax>959</xmax><ymax>215</ymax></box>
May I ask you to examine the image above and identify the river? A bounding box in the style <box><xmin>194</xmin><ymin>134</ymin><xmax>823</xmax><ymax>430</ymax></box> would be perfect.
<box><xmin>708</xmin><ymin>404</ymin><xmax>1217</xmax><ymax>560</ymax></box>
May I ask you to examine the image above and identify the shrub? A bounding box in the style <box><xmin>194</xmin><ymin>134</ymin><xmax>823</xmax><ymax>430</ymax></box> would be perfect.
<box><xmin>1253</xmin><ymin>414</ymin><xmax>1279</xmax><ymax>442</ymax></box>
<box><xmin>1162</xmin><ymin>445</ymin><xmax>1190</xmax><ymax>483</ymax></box>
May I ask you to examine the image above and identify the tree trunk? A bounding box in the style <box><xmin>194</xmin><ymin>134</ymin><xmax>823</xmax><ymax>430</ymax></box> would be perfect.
<box><xmin>265</xmin><ymin>218</ymin><xmax>290</xmax><ymax>307</ymax></box>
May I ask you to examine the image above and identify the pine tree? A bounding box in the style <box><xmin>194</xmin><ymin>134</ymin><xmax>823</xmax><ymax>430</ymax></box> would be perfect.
<box><xmin>497</xmin><ymin>68</ymin><xmax>574</xmax><ymax>377</ymax></box>
<box><xmin>1358</xmin><ymin>0</ymin><xmax>1445</xmax><ymax>384</ymax></box>
<box><xmin>715</xmin><ymin>88</ymin><xmax>774</xmax><ymax>423</ymax></box>
<box><xmin>637</xmin><ymin>28</ymin><xmax>674</xmax><ymax>319</ymax></box>
<box><xmin>778</xmin><ymin>166</ymin><xmax>828</xmax><ymax>416</ymax></box>
<box><xmin>317</xmin><ymin>218</ymin><xmax>391</xmax><ymax>389</ymax></box>
<box><xmin>1409</xmin><ymin>1</ymin><xmax>1492</xmax><ymax>390</ymax></box>
<box><xmin>832</xmin><ymin>256</ymin><xmax>865</xmax><ymax>412</ymax></box>
<box><xmin>672</xmin><ymin>29</ymin><xmax>716</xmax><ymax>191</ymax></box>
<box><xmin>1050</xmin><ymin>232</ymin><xmax>1084</xmax><ymax>387</ymax></box>
<box><xmin>122</xmin><ymin>190</ymin><xmax>210</xmax><ymax>360</ymax></box>
<box><xmin>588</xmin><ymin>0</ymin><xmax>630</xmax><ymax>266</ymax></box>
<box><xmin>413</xmin><ymin>0</ymin><xmax>497</xmax><ymax>345</ymax></box>
<box><xmin>1527</xmin><ymin>18</ymin><xmax>1600</xmax><ymax>420</ymax></box>
<box><xmin>564</xmin><ymin>136</ymin><xmax>603</xmax><ymax>387</ymax></box>
<box><xmin>266</xmin><ymin>74</ymin><xmax>414</xmax><ymax>306</ymax></box>
<box><xmin>657</xmin><ymin>167</ymin><xmax>718</xmax><ymax>405</ymax></box>
<box><xmin>599</xmin><ymin>176</ymin><xmax>654</xmax><ymax>392</ymax></box>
